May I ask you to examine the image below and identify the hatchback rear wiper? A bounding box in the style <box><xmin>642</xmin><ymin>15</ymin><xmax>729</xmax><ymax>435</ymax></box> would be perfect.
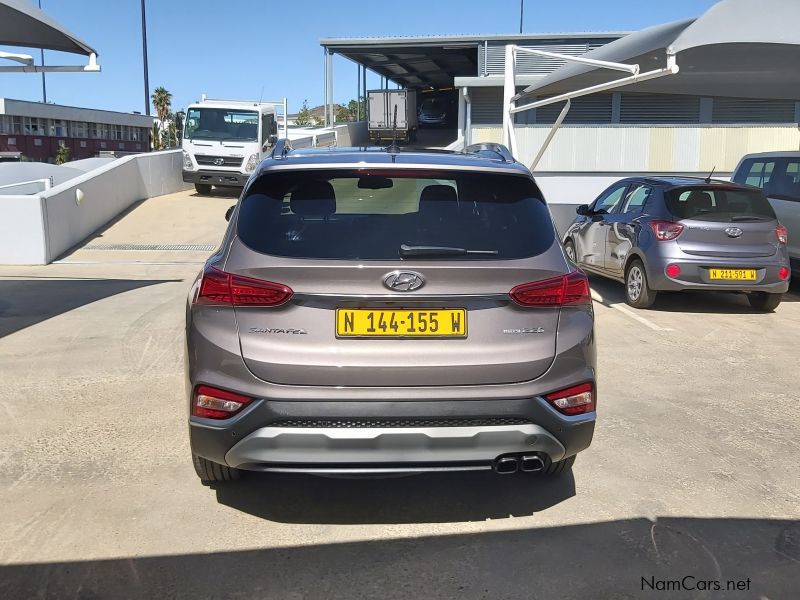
<box><xmin>399</xmin><ymin>244</ymin><xmax>499</xmax><ymax>258</ymax></box>
<box><xmin>730</xmin><ymin>215</ymin><xmax>772</xmax><ymax>222</ymax></box>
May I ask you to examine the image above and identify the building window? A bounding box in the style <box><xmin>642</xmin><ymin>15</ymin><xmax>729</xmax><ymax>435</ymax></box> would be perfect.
<box><xmin>135</xmin><ymin>143</ymin><xmax>141</xmax><ymax>150</ymax></box>
<box><xmin>73</xmin><ymin>121</ymin><xmax>88</xmax><ymax>138</ymax></box>
<box><xmin>33</xmin><ymin>138</ymin><xmax>43</xmax><ymax>146</ymax></box>
<box><xmin>80</xmin><ymin>140</ymin><xmax>87</xmax><ymax>148</ymax></box>
<box><xmin>100</xmin><ymin>141</ymin><xmax>107</xmax><ymax>149</ymax></box>
<box><xmin>119</xmin><ymin>142</ymin><xmax>125</xmax><ymax>149</ymax></box>
<box><xmin>50</xmin><ymin>119</ymin><xmax>68</xmax><ymax>137</ymax></box>
<box><xmin>7</xmin><ymin>137</ymin><xmax>16</xmax><ymax>145</ymax></box>
<box><xmin>10</xmin><ymin>116</ymin><xmax>23</xmax><ymax>135</ymax></box>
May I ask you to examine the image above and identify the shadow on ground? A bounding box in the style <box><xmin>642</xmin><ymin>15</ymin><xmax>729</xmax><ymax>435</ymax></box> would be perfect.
<box><xmin>1</xmin><ymin>517</ymin><xmax>796</xmax><ymax>599</ymax></box>
<box><xmin>589</xmin><ymin>275</ymin><xmax>800</xmax><ymax>314</ymax></box>
<box><xmin>214</xmin><ymin>469</ymin><xmax>575</xmax><ymax>524</ymax></box>
<box><xmin>0</xmin><ymin>278</ymin><xmax>177</xmax><ymax>338</ymax></box>
<box><xmin>190</xmin><ymin>186</ymin><xmax>240</xmax><ymax>199</ymax></box>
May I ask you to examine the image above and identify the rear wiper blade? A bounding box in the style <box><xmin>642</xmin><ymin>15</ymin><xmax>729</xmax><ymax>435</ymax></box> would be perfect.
<box><xmin>399</xmin><ymin>244</ymin><xmax>499</xmax><ymax>257</ymax></box>
<box><xmin>730</xmin><ymin>215</ymin><xmax>771</xmax><ymax>222</ymax></box>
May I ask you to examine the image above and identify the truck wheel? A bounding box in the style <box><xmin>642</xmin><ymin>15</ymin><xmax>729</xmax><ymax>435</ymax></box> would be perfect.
<box><xmin>195</xmin><ymin>183</ymin><xmax>212</xmax><ymax>195</ymax></box>
<box><xmin>192</xmin><ymin>453</ymin><xmax>240</xmax><ymax>484</ymax></box>
<box><xmin>748</xmin><ymin>292</ymin><xmax>782</xmax><ymax>312</ymax></box>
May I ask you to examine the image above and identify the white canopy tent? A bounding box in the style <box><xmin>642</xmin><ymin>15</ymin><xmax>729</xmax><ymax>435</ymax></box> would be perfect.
<box><xmin>0</xmin><ymin>0</ymin><xmax>99</xmax><ymax>73</ymax></box>
<box><xmin>501</xmin><ymin>0</ymin><xmax>800</xmax><ymax>167</ymax></box>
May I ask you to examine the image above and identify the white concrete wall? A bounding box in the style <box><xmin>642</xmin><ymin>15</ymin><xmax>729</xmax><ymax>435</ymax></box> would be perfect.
<box><xmin>472</xmin><ymin>125</ymin><xmax>800</xmax><ymax>172</ymax></box>
<box><xmin>334</xmin><ymin>122</ymin><xmax>368</xmax><ymax>147</ymax></box>
<box><xmin>0</xmin><ymin>149</ymin><xmax>189</xmax><ymax>265</ymax></box>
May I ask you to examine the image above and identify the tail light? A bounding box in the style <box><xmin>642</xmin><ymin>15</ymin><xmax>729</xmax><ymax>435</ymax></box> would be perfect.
<box><xmin>195</xmin><ymin>265</ymin><xmax>292</xmax><ymax>306</ymax></box>
<box><xmin>193</xmin><ymin>385</ymin><xmax>254</xmax><ymax>419</ymax></box>
<box><xmin>510</xmin><ymin>271</ymin><xmax>591</xmax><ymax>307</ymax></box>
<box><xmin>649</xmin><ymin>220</ymin><xmax>684</xmax><ymax>241</ymax></box>
<box><xmin>665</xmin><ymin>264</ymin><xmax>681</xmax><ymax>278</ymax></box>
<box><xmin>779</xmin><ymin>266</ymin><xmax>790</xmax><ymax>281</ymax></box>
<box><xmin>544</xmin><ymin>382</ymin><xmax>595</xmax><ymax>416</ymax></box>
<box><xmin>776</xmin><ymin>224</ymin><xmax>788</xmax><ymax>245</ymax></box>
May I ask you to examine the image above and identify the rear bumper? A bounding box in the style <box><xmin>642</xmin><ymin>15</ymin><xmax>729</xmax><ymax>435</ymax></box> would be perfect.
<box><xmin>189</xmin><ymin>397</ymin><xmax>595</xmax><ymax>471</ymax></box>
<box><xmin>642</xmin><ymin>252</ymin><xmax>790</xmax><ymax>293</ymax></box>
<box><xmin>183</xmin><ymin>169</ymin><xmax>249</xmax><ymax>187</ymax></box>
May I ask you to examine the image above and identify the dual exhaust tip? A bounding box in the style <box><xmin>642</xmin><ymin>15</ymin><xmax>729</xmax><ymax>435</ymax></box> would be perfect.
<box><xmin>494</xmin><ymin>453</ymin><xmax>544</xmax><ymax>474</ymax></box>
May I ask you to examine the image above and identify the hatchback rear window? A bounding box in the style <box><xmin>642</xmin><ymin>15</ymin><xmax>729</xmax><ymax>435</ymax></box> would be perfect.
<box><xmin>664</xmin><ymin>187</ymin><xmax>776</xmax><ymax>222</ymax></box>
<box><xmin>237</xmin><ymin>169</ymin><xmax>554</xmax><ymax>260</ymax></box>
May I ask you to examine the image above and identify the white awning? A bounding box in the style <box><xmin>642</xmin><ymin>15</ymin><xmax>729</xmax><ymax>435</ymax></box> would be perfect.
<box><xmin>515</xmin><ymin>0</ymin><xmax>800</xmax><ymax>102</ymax></box>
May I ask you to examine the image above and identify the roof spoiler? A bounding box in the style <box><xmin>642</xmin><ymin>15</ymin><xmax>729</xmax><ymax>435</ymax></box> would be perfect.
<box><xmin>270</xmin><ymin>139</ymin><xmax>292</xmax><ymax>159</ymax></box>
<box><xmin>464</xmin><ymin>143</ymin><xmax>515</xmax><ymax>163</ymax></box>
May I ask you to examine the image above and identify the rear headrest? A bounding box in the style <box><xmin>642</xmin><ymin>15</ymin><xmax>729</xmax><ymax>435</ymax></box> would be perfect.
<box><xmin>685</xmin><ymin>190</ymin><xmax>713</xmax><ymax>214</ymax></box>
<box><xmin>419</xmin><ymin>185</ymin><xmax>458</xmax><ymax>215</ymax></box>
<box><xmin>290</xmin><ymin>180</ymin><xmax>336</xmax><ymax>216</ymax></box>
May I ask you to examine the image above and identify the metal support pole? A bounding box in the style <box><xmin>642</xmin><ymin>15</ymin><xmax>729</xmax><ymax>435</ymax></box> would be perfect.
<box><xmin>357</xmin><ymin>64</ymin><xmax>361</xmax><ymax>120</ymax></box>
<box><xmin>502</xmin><ymin>44</ymin><xmax>517</xmax><ymax>155</ymax></box>
<box><xmin>325</xmin><ymin>50</ymin><xmax>334</xmax><ymax>126</ymax></box>
<box><xmin>283</xmin><ymin>97</ymin><xmax>288</xmax><ymax>138</ymax></box>
<box><xmin>323</xmin><ymin>48</ymin><xmax>328</xmax><ymax>127</ymax></box>
<box><xmin>519</xmin><ymin>0</ymin><xmax>524</xmax><ymax>34</ymax></box>
<box><xmin>38</xmin><ymin>0</ymin><xmax>46</xmax><ymax>103</ymax></box>
<box><xmin>141</xmin><ymin>0</ymin><xmax>150</xmax><ymax>115</ymax></box>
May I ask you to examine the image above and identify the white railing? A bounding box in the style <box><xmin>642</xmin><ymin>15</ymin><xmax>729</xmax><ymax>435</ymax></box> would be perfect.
<box><xmin>0</xmin><ymin>177</ymin><xmax>52</xmax><ymax>195</ymax></box>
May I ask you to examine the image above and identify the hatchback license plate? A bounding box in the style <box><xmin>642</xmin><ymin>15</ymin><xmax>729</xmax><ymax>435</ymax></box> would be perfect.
<box><xmin>708</xmin><ymin>268</ymin><xmax>757</xmax><ymax>281</ymax></box>
<box><xmin>336</xmin><ymin>309</ymin><xmax>467</xmax><ymax>338</ymax></box>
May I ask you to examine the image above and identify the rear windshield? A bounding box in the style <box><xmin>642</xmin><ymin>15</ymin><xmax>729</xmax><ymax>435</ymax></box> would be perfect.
<box><xmin>237</xmin><ymin>169</ymin><xmax>554</xmax><ymax>260</ymax></box>
<box><xmin>664</xmin><ymin>187</ymin><xmax>776</xmax><ymax>222</ymax></box>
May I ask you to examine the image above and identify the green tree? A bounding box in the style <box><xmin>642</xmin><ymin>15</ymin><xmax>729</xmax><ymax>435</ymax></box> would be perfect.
<box><xmin>151</xmin><ymin>86</ymin><xmax>173</xmax><ymax>148</ymax></box>
<box><xmin>54</xmin><ymin>143</ymin><xmax>70</xmax><ymax>165</ymax></box>
<box><xmin>295</xmin><ymin>99</ymin><xmax>313</xmax><ymax>126</ymax></box>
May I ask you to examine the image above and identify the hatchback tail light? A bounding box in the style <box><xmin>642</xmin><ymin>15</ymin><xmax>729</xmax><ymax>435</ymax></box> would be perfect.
<box><xmin>649</xmin><ymin>220</ymin><xmax>684</xmax><ymax>241</ymax></box>
<box><xmin>193</xmin><ymin>385</ymin><xmax>254</xmax><ymax>419</ymax></box>
<box><xmin>544</xmin><ymin>382</ymin><xmax>595</xmax><ymax>416</ymax></box>
<box><xmin>510</xmin><ymin>271</ymin><xmax>591</xmax><ymax>307</ymax></box>
<box><xmin>776</xmin><ymin>224</ymin><xmax>788</xmax><ymax>246</ymax></box>
<box><xmin>195</xmin><ymin>265</ymin><xmax>293</xmax><ymax>306</ymax></box>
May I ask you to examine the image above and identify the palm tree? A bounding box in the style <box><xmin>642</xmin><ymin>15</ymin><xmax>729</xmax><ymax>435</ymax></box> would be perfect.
<box><xmin>151</xmin><ymin>87</ymin><xmax>172</xmax><ymax>149</ymax></box>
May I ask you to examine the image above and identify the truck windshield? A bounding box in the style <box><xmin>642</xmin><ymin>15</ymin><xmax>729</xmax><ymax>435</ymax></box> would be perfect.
<box><xmin>183</xmin><ymin>108</ymin><xmax>259</xmax><ymax>142</ymax></box>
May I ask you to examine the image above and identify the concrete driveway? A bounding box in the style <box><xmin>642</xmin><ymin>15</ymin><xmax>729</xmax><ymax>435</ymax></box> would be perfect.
<box><xmin>0</xmin><ymin>189</ymin><xmax>798</xmax><ymax>599</ymax></box>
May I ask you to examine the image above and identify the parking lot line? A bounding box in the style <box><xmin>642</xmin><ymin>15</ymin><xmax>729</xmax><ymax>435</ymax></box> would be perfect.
<box><xmin>590</xmin><ymin>290</ymin><xmax>674</xmax><ymax>332</ymax></box>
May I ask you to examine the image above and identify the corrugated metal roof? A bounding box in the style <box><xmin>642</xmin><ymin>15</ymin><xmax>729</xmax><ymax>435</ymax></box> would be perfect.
<box><xmin>321</xmin><ymin>32</ymin><xmax>630</xmax><ymax>47</ymax></box>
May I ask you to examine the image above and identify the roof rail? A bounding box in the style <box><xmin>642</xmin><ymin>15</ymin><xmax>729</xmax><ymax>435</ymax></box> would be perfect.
<box><xmin>270</xmin><ymin>138</ymin><xmax>293</xmax><ymax>159</ymax></box>
<box><xmin>464</xmin><ymin>143</ymin><xmax>515</xmax><ymax>163</ymax></box>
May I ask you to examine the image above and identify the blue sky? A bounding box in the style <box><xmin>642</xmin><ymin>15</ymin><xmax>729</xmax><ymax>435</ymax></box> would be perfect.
<box><xmin>3</xmin><ymin>0</ymin><xmax>719</xmax><ymax>115</ymax></box>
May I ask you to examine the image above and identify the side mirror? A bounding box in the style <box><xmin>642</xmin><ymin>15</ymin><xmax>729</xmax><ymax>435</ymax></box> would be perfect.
<box><xmin>576</xmin><ymin>204</ymin><xmax>591</xmax><ymax>216</ymax></box>
<box><xmin>225</xmin><ymin>205</ymin><xmax>235</xmax><ymax>222</ymax></box>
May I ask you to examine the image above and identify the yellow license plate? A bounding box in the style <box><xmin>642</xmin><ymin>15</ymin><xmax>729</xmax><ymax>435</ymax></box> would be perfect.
<box><xmin>708</xmin><ymin>268</ymin><xmax>757</xmax><ymax>281</ymax></box>
<box><xmin>336</xmin><ymin>309</ymin><xmax>467</xmax><ymax>338</ymax></box>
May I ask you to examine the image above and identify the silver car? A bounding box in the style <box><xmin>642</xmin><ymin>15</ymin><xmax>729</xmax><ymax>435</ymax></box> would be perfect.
<box><xmin>563</xmin><ymin>177</ymin><xmax>791</xmax><ymax>310</ymax></box>
<box><xmin>185</xmin><ymin>142</ymin><xmax>596</xmax><ymax>483</ymax></box>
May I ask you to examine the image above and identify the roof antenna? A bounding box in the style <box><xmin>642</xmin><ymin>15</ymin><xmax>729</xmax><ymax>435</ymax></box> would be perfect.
<box><xmin>705</xmin><ymin>166</ymin><xmax>716</xmax><ymax>184</ymax></box>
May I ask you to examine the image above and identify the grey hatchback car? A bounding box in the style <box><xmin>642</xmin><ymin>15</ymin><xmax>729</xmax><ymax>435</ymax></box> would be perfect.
<box><xmin>563</xmin><ymin>177</ymin><xmax>791</xmax><ymax>310</ymax></box>
<box><xmin>185</xmin><ymin>143</ymin><xmax>596</xmax><ymax>483</ymax></box>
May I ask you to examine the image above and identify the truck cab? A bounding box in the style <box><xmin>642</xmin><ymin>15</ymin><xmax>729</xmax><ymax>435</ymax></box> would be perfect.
<box><xmin>182</xmin><ymin>98</ymin><xmax>281</xmax><ymax>195</ymax></box>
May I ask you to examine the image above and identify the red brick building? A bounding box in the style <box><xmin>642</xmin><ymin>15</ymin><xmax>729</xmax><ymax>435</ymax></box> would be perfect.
<box><xmin>0</xmin><ymin>98</ymin><xmax>154</xmax><ymax>162</ymax></box>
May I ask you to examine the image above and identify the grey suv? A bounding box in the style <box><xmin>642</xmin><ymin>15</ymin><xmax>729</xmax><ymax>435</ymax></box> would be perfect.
<box><xmin>563</xmin><ymin>177</ymin><xmax>791</xmax><ymax>310</ymax></box>
<box><xmin>186</xmin><ymin>142</ymin><xmax>596</xmax><ymax>483</ymax></box>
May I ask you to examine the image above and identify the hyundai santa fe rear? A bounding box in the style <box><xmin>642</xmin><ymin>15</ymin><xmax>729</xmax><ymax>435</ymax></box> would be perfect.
<box><xmin>185</xmin><ymin>145</ymin><xmax>596</xmax><ymax>483</ymax></box>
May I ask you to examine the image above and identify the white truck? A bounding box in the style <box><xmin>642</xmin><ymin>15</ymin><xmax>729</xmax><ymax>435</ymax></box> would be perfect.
<box><xmin>182</xmin><ymin>96</ymin><xmax>287</xmax><ymax>194</ymax></box>
<box><xmin>367</xmin><ymin>89</ymin><xmax>417</xmax><ymax>144</ymax></box>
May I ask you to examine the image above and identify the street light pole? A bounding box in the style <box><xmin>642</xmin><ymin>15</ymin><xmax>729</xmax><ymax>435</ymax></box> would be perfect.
<box><xmin>141</xmin><ymin>0</ymin><xmax>151</xmax><ymax>115</ymax></box>
<box><xmin>519</xmin><ymin>0</ymin><xmax>524</xmax><ymax>34</ymax></box>
<box><xmin>38</xmin><ymin>0</ymin><xmax>46</xmax><ymax>103</ymax></box>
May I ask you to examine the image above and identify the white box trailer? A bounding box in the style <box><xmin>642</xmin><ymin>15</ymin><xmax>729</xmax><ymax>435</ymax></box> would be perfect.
<box><xmin>367</xmin><ymin>89</ymin><xmax>417</xmax><ymax>144</ymax></box>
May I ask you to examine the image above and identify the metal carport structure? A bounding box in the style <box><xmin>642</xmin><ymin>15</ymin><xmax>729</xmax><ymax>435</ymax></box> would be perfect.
<box><xmin>0</xmin><ymin>0</ymin><xmax>100</xmax><ymax>73</ymax></box>
<box><xmin>502</xmin><ymin>0</ymin><xmax>800</xmax><ymax>166</ymax></box>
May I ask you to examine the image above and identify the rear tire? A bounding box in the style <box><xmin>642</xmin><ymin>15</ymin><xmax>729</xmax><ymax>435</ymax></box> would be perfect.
<box><xmin>194</xmin><ymin>183</ymin><xmax>212</xmax><ymax>195</ymax></box>
<box><xmin>541</xmin><ymin>455</ymin><xmax>575</xmax><ymax>476</ymax></box>
<box><xmin>625</xmin><ymin>259</ymin><xmax>657</xmax><ymax>308</ymax></box>
<box><xmin>748</xmin><ymin>292</ymin><xmax>782</xmax><ymax>312</ymax></box>
<box><xmin>192</xmin><ymin>453</ymin><xmax>240</xmax><ymax>484</ymax></box>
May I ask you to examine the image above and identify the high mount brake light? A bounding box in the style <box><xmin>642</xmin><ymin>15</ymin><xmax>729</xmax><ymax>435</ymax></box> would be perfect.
<box><xmin>509</xmin><ymin>271</ymin><xmax>591</xmax><ymax>307</ymax></box>
<box><xmin>544</xmin><ymin>382</ymin><xmax>595</xmax><ymax>416</ymax></box>
<box><xmin>196</xmin><ymin>266</ymin><xmax>293</xmax><ymax>307</ymax></box>
<box><xmin>649</xmin><ymin>220</ymin><xmax>684</xmax><ymax>241</ymax></box>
